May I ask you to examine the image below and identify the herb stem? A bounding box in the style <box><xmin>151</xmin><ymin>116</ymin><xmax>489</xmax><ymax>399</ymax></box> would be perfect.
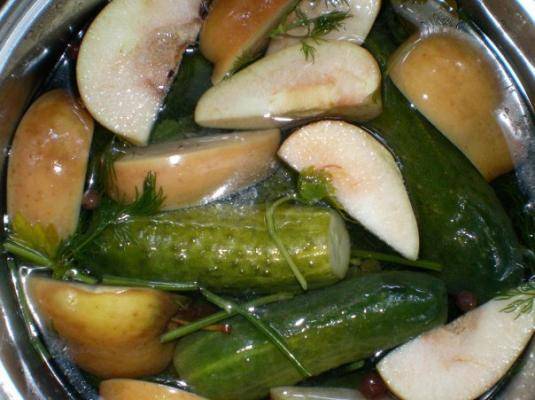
<box><xmin>161</xmin><ymin>292</ymin><xmax>295</xmax><ymax>343</ymax></box>
<box><xmin>3</xmin><ymin>241</ymin><xmax>53</xmax><ymax>267</ymax></box>
<box><xmin>350</xmin><ymin>250</ymin><xmax>443</xmax><ymax>272</ymax></box>
<box><xmin>266</xmin><ymin>196</ymin><xmax>308</xmax><ymax>290</ymax></box>
<box><xmin>200</xmin><ymin>288</ymin><xmax>312</xmax><ymax>378</ymax></box>
<box><xmin>101</xmin><ymin>275</ymin><xmax>199</xmax><ymax>292</ymax></box>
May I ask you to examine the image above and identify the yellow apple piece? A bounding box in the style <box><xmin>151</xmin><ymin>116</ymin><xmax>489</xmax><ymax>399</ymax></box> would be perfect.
<box><xmin>110</xmin><ymin>129</ymin><xmax>280</xmax><ymax>208</ymax></box>
<box><xmin>7</xmin><ymin>89</ymin><xmax>94</xmax><ymax>239</ymax></box>
<box><xmin>30</xmin><ymin>277</ymin><xmax>181</xmax><ymax>378</ymax></box>
<box><xmin>378</xmin><ymin>287</ymin><xmax>535</xmax><ymax>400</ymax></box>
<box><xmin>389</xmin><ymin>30</ymin><xmax>516</xmax><ymax>181</ymax></box>
<box><xmin>77</xmin><ymin>0</ymin><xmax>202</xmax><ymax>145</ymax></box>
<box><xmin>100</xmin><ymin>379</ymin><xmax>207</xmax><ymax>400</ymax></box>
<box><xmin>268</xmin><ymin>0</ymin><xmax>381</xmax><ymax>54</ymax></box>
<box><xmin>195</xmin><ymin>41</ymin><xmax>382</xmax><ymax>130</ymax></box>
<box><xmin>201</xmin><ymin>0</ymin><xmax>298</xmax><ymax>83</ymax></box>
<box><xmin>279</xmin><ymin>120</ymin><xmax>419</xmax><ymax>260</ymax></box>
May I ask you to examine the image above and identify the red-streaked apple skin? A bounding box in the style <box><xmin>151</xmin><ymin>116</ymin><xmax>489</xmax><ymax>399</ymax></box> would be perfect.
<box><xmin>378</xmin><ymin>293</ymin><xmax>534</xmax><ymax>400</ymax></box>
<box><xmin>77</xmin><ymin>0</ymin><xmax>202</xmax><ymax>145</ymax></box>
<box><xmin>195</xmin><ymin>41</ymin><xmax>382</xmax><ymax>130</ymax></box>
<box><xmin>7</xmin><ymin>89</ymin><xmax>94</xmax><ymax>239</ymax></box>
<box><xmin>279</xmin><ymin>120</ymin><xmax>419</xmax><ymax>260</ymax></box>
<box><xmin>201</xmin><ymin>0</ymin><xmax>298</xmax><ymax>83</ymax></box>
<box><xmin>110</xmin><ymin>129</ymin><xmax>280</xmax><ymax>209</ymax></box>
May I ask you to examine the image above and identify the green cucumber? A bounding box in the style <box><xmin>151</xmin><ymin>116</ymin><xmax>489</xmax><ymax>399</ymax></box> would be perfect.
<box><xmin>174</xmin><ymin>271</ymin><xmax>447</xmax><ymax>400</ymax></box>
<box><xmin>84</xmin><ymin>204</ymin><xmax>350</xmax><ymax>292</ymax></box>
<box><xmin>362</xmin><ymin>19</ymin><xmax>523</xmax><ymax>300</ymax></box>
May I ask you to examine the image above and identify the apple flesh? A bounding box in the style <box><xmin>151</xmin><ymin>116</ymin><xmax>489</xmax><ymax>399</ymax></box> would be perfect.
<box><xmin>77</xmin><ymin>0</ymin><xmax>202</xmax><ymax>145</ymax></box>
<box><xmin>7</xmin><ymin>90</ymin><xmax>94</xmax><ymax>239</ymax></box>
<box><xmin>30</xmin><ymin>278</ymin><xmax>181</xmax><ymax>378</ymax></box>
<box><xmin>278</xmin><ymin>120</ymin><xmax>419</xmax><ymax>260</ymax></box>
<box><xmin>100</xmin><ymin>379</ymin><xmax>206</xmax><ymax>400</ymax></box>
<box><xmin>200</xmin><ymin>0</ymin><xmax>298</xmax><ymax>83</ymax></box>
<box><xmin>110</xmin><ymin>129</ymin><xmax>280</xmax><ymax>209</ymax></box>
<box><xmin>389</xmin><ymin>30</ymin><xmax>517</xmax><ymax>181</ymax></box>
<box><xmin>378</xmin><ymin>289</ymin><xmax>535</xmax><ymax>400</ymax></box>
<box><xmin>268</xmin><ymin>0</ymin><xmax>381</xmax><ymax>54</ymax></box>
<box><xmin>195</xmin><ymin>41</ymin><xmax>382</xmax><ymax>130</ymax></box>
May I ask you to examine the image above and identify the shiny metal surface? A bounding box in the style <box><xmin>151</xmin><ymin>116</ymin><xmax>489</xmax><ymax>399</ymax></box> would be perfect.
<box><xmin>0</xmin><ymin>1</ymin><xmax>533</xmax><ymax>399</ymax></box>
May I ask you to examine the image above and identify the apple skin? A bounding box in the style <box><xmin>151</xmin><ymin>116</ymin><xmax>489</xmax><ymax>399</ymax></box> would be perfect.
<box><xmin>200</xmin><ymin>0</ymin><xmax>298</xmax><ymax>83</ymax></box>
<box><xmin>389</xmin><ymin>30</ymin><xmax>518</xmax><ymax>181</ymax></box>
<box><xmin>77</xmin><ymin>0</ymin><xmax>202</xmax><ymax>145</ymax></box>
<box><xmin>30</xmin><ymin>278</ymin><xmax>181</xmax><ymax>378</ymax></box>
<box><xmin>7</xmin><ymin>89</ymin><xmax>94</xmax><ymax>239</ymax></box>
<box><xmin>279</xmin><ymin>120</ymin><xmax>419</xmax><ymax>260</ymax></box>
<box><xmin>195</xmin><ymin>41</ymin><xmax>382</xmax><ymax>130</ymax></box>
<box><xmin>100</xmin><ymin>379</ymin><xmax>206</xmax><ymax>400</ymax></box>
<box><xmin>110</xmin><ymin>129</ymin><xmax>280</xmax><ymax>209</ymax></box>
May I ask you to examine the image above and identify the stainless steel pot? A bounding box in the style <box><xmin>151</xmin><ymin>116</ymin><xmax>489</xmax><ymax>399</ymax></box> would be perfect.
<box><xmin>0</xmin><ymin>1</ymin><xmax>533</xmax><ymax>399</ymax></box>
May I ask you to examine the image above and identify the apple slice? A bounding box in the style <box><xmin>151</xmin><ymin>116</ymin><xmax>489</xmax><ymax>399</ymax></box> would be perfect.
<box><xmin>279</xmin><ymin>120</ymin><xmax>419</xmax><ymax>260</ymax></box>
<box><xmin>271</xmin><ymin>386</ymin><xmax>390</xmax><ymax>399</ymax></box>
<box><xmin>200</xmin><ymin>0</ymin><xmax>298</xmax><ymax>83</ymax></box>
<box><xmin>377</xmin><ymin>288</ymin><xmax>535</xmax><ymax>400</ymax></box>
<box><xmin>389</xmin><ymin>30</ymin><xmax>518</xmax><ymax>181</ymax></box>
<box><xmin>77</xmin><ymin>0</ymin><xmax>202</xmax><ymax>145</ymax></box>
<box><xmin>110</xmin><ymin>129</ymin><xmax>280</xmax><ymax>209</ymax></box>
<box><xmin>30</xmin><ymin>278</ymin><xmax>181</xmax><ymax>378</ymax></box>
<box><xmin>268</xmin><ymin>0</ymin><xmax>382</xmax><ymax>55</ymax></box>
<box><xmin>195</xmin><ymin>41</ymin><xmax>382</xmax><ymax>130</ymax></box>
<box><xmin>7</xmin><ymin>90</ymin><xmax>94</xmax><ymax>239</ymax></box>
<box><xmin>100</xmin><ymin>380</ymin><xmax>206</xmax><ymax>400</ymax></box>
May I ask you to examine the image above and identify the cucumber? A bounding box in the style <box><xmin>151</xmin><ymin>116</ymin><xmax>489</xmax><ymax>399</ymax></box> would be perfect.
<box><xmin>173</xmin><ymin>272</ymin><xmax>447</xmax><ymax>400</ymax></box>
<box><xmin>362</xmin><ymin>19</ymin><xmax>523</xmax><ymax>300</ymax></box>
<box><xmin>84</xmin><ymin>204</ymin><xmax>350</xmax><ymax>293</ymax></box>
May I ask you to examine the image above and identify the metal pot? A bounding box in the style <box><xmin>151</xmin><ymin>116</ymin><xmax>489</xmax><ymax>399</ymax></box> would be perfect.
<box><xmin>0</xmin><ymin>1</ymin><xmax>533</xmax><ymax>399</ymax></box>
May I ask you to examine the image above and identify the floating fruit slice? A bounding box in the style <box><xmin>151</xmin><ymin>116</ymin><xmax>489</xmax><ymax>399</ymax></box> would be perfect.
<box><xmin>195</xmin><ymin>41</ymin><xmax>382</xmax><ymax>130</ymax></box>
<box><xmin>100</xmin><ymin>379</ymin><xmax>206</xmax><ymax>399</ymax></box>
<box><xmin>378</xmin><ymin>288</ymin><xmax>535</xmax><ymax>400</ymax></box>
<box><xmin>77</xmin><ymin>0</ymin><xmax>202</xmax><ymax>145</ymax></box>
<box><xmin>279</xmin><ymin>120</ymin><xmax>419</xmax><ymax>260</ymax></box>
<box><xmin>7</xmin><ymin>89</ymin><xmax>94</xmax><ymax>239</ymax></box>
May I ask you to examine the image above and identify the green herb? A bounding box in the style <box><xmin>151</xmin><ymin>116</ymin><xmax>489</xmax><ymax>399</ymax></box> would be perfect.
<box><xmin>101</xmin><ymin>275</ymin><xmax>199</xmax><ymax>292</ymax></box>
<box><xmin>350</xmin><ymin>249</ymin><xmax>443</xmax><ymax>272</ymax></box>
<box><xmin>227</xmin><ymin>50</ymin><xmax>258</xmax><ymax>78</ymax></box>
<box><xmin>161</xmin><ymin>292</ymin><xmax>295</xmax><ymax>343</ymax></box>
<box><xmin>298</xmin><ymin>166</ymin><xmax>339</xmax><ymax>206</ymax></box>
<box><xmin>271</xmin><ymin>8</ymin><xmax>351</xmax><ymax>60</ymax></box>
<box><xmin>496</xmin><ymin>281</ymin><xmax>535</xmax><ymax>319</ymax></box>
<box><xmin>265</xmin><ymin>196</ymin><xmax>308</xmax><ymax>290</ymax></box>
<box><xmin>200</xmin><ymin>288</ymin><xmax>312</xmax><ymax>378</ymax></box>
<box><xmin>3</xmin><ymin>173</ymin><xmax>165</xmax><ymax>277</ymax></box>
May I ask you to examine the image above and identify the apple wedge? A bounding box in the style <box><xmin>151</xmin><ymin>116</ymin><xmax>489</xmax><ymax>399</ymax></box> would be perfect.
<box><xmin>77</xmin><ymin>0</ymin><xmax>202</xmax><ymax>145</ymax></box>
<box><xmin>7</xmin><ymin>90</ymin><xmax>94</xmax><ymax>239</ymax></box>
<box><xmin>279</xmin><ymin>120</ymin><xmax>419</xmax><ymax>260</ymax></box>
<box><xmin>110</xmin><ymin>129</ymin><xmax>280</xmax><ymax>208</ymax></box>
<box><xmin>268</xmin><ymin>0</ymin><xmax>381</xmax><ymax>55</ymax></box>
<box><xmin>195</xmin><ymin>41</ymin><xmax>382</xmax><ymax>130</ymax></box>
<box><xmin>200</xmin><ymin>0</ymin><xmax>298</xmax><ymax>83</ymax></box>
<box><xmin>389</xmin><ymin>30</ymin><xmax>518</xmax><ymax>181</ymax></box>
<box><xmin>30</xmin><ymin>278</ymin><xmax>181</xmax><ymax>378</ymax></box>
<box><xmin>377</xmin><ymin>287</ymin><xmax>535</xmax><ymax>400</ymax></box>
<box><xmin>100</xmin><ymin>380</ymin><xmax>206</xmax><ymax>400</ymax></box>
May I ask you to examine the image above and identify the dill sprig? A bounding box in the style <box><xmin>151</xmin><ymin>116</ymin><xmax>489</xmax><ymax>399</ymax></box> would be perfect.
<box><xmin>161</xmin><ymin>292</ymin><xmax>295</xmax><ymax>343</ymax></box>
<box><xmin>200</xmin><ymin>288</ymin><xmax>312</xmax><ymax>378</ymax></box>
<box><xmin>3</xmin><ymin>172</ymin><xmax>165</xmax><ymax>277</ymax></box>
<box><xmin>271</xmin><ymin>8</ymin><xmax>351</xmax><ymax>60</ymax></box>
<box><xmin>496</xmin><ymin>281</ymin><xmax>535</xmax><ymax>319</ymax></box>
<box><xmin>265</xmin><ymin>196</ymin><xmax>308</xmax><ymax>291</ymax></box>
